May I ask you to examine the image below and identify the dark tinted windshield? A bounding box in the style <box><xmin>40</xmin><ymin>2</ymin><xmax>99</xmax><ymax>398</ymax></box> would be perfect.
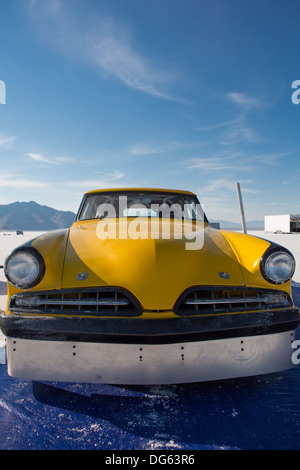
<box><xmin>77</xmin><ymin>191</ymin><xmax>207</xmax><ymax>222</ymax></box>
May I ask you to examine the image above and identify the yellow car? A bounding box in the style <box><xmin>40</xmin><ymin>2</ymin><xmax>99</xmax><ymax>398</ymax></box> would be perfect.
<box><xmin>1</xmin><ymin>188</ymin><xmax>299</xmax><ymax>384</ymax></box>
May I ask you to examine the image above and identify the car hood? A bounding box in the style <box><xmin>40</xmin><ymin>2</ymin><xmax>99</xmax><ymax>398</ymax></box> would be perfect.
<box><xmin>61</xmin><ymin>219</ymin><xmax>246</xmax><ymax>310</ymax></box>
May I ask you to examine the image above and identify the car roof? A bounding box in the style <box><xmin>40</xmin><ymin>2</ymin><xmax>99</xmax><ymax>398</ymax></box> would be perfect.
<box><xmin>84</xmin><ymin>188</ymin><xmax>197</xmax><ymax>196</ymax></box>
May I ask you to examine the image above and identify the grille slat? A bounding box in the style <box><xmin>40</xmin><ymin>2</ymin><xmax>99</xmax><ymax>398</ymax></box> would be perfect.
<box><xmin>175</xmin><ymin>286</ymin><xmax>292</xmax><ymax>316</ymax></box>
<box><xmin>34</xmin><ymin>298</ymin><xmax>130</xmax><ymax>307</ymax></box>
<box><xmin>185</xmin><ymin>296</ymin><xmax>269</xmax><ymax>305</ymax></box>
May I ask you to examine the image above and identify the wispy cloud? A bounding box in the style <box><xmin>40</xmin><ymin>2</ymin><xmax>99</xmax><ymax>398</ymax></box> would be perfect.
<box><xmin>27</xmin><ymin>152</ymin><xmax>73</xmax><ymax>166</ymax></box>
<box><xmin>0</xmin><ymin>134</ymin><xmax>16</xmax><ymax>149</ymax></box>
<box><xmin>187</xmin><ymin>151</ymin><xmax>288</xmax><ymax>173</ymax></box>
<box><xmin>129</xmin><ymin>141</ymin><xmax>202</xmax><ymax>156</ymax></box>
<box><xmin>282</xmin><ymin>174</ymin><xmax>300</xmax><ymax>185</ymax></box>
<box><xmin>26</xmin><ymin>2</ymin><xmax>182</xmax><ymax>102</ymax></box>
<box><xmin>28</xmin><ymin>0</ymin><xmax>61</xmax><ymax>17</ymax></box>
<box><xmin>27</xmin><ymin>152</ymin><xmax>54</xmax><ymax>164</ymax></box>
<box><xmin>251</xmin><ymin>152</ymin><xmax>289</xmax><ymax>166</ymax></box>
<box><xmin>197</xmin><ymin>116</ymin><xmax>243</xmax><ymax>132</ymax></box>
<box><xmin>197</xmin><ymin>92</ymin><xmax>267</xmax><ymax>145</ymax></box>
<box><xmin>86</xmin><ymin>20</ymin><xmax>178</xmax><ymax>101</ymax></box>
<box><xmin>65</xmin><ymin>170</ymin><xmax>125</xmax><ymax>189</ymax></box>
<box><xmin>227</xmin><ymin>92</ymin><xmax>267</xmax><ymax>110</ymax></box>
<box><xmin>201</xmin><ymin>178</ymin><xmax>260</xmax><ymax>194</ymax></box>
<box><xmin>0</xmin><ymin>172</ymin><xmax>48</xmax><ymax>190</ymax></box>
<box><xmin>198</xmin><ymin>92</ymin><xmax>272</xmax><ymax>145</ymax></box>
<box><xmin>220</xmin><ymin>123</ymin><xmax>260</xmax><ymax>145</ymax></box>
<box><xmin>0</xmin><ymin>168</ymin><xmax>125</xmax><ymax>210</ymax></box>
<box><xmin>187</xmin><ymin>153</ymin><xmax>244</xmax><ymax>172</ymax></box>
<box><xmin>194</xmin><ymin>178</ymin><xmax>260</xmax><ymax>222</ymax></box>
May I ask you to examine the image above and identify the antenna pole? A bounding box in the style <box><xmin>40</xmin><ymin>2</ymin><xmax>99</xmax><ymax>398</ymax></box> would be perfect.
<box><xmin>236</xmin><ymin>182</ymin><xmax>247</xmax><ymax>234</ymax></box>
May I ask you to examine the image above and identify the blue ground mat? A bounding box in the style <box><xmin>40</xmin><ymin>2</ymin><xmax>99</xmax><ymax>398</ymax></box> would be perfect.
<box><xmin>0</xmin><ymin>286</ymin><xmax>300</xmax><ymax>450</ymax></box>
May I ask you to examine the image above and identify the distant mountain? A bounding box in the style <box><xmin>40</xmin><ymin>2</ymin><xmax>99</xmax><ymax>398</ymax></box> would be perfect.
<box><xmin>0</xmin><ymin>201</ymin><xmax>76</xmax><ymax>231</ymax></box>
<box><xmin>210</xmin><ymin>219</ymin><xmax>264</xmax><ymax>230</ymax></box>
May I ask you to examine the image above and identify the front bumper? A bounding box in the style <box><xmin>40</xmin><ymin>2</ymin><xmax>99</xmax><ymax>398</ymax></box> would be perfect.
<box><xmin>4</xmin><ymin>330</ymin><xmax>297</xmax><ymax>384</ymax></box>
<box><xmin>1</xmin><ymin>307</ymin><xmax>299</xmax><ymax>384</ymax></box>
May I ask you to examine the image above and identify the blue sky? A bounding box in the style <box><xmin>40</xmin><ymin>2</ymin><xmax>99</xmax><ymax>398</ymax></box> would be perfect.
<box><xmin>0</xmin><ymin>0</ymin><xmax>300</xmax><ymax>222</ymax></box>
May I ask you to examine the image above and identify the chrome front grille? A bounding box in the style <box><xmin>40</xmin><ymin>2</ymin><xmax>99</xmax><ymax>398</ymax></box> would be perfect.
<box><xmin>9</xmin><ymin>285</ymin><xmax>293</xmax><ymax>318</ymax></box>
<box><xmin>9</xmin><ymin>288</ymin><xmax>143</xmax><ymax>317</ymax></box>
<box><xmin>174</xmin><ymin>286</ymin><xmax>293</xmax><ymax>316</ymax></box>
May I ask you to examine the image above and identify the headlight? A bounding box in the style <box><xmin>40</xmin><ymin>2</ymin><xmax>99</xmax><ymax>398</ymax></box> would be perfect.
<box><xmin>4</xmin><ymin>248</ymin><xmax>45</xmax><ymax>289</ymax></box>
<box><xmin>260</xmin><ymin>246</ymin><xmax>295</xmax><ymax>285</ymax></box>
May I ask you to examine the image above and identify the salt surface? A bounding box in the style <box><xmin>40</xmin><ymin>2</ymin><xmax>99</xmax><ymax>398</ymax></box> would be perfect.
<box><xmin>0</xmin><ymin>231</ymin><xmax>46</xmax><ymax>266</ymax></box>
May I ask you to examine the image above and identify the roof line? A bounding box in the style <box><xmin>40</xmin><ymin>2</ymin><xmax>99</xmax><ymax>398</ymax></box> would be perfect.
<box><xmin>84</xmin><ymin>187</ymin><xmax>196</xmax><ymax>196</ymax></box>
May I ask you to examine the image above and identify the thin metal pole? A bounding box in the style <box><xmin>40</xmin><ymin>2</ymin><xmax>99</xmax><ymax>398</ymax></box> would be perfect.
<box><xmin>236</xmin><ymin>183</ymin><xmax>247</xmax><ymax>234</ymax></box>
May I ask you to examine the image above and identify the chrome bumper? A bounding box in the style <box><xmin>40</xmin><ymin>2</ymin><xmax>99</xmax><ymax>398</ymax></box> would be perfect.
<box><xmin>4</xmin><ymin>330</ymin><xmax>296</xmax><ymax>384</ymax></box>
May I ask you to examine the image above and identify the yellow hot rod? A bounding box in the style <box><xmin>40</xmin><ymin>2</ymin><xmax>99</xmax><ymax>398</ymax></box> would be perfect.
<box><xmin>0</xmin><ymin>188</ymin><xmax>299</xmax><ymax>384</ymax></box>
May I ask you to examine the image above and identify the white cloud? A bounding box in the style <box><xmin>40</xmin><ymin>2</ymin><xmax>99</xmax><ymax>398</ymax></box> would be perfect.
<box><xmin>53</xmin><ymin>156</ymin><xmax>74</xmax><ymax>164</ymax></box>
<box><xmin>28</xmin><ymin>0</ymin><xmax>62</xmax><ymax>17</ymax></box>
<box><xmin>129</xmin><ymin>141</ymin><xmax>193</xmax><ymax>156</ymax></box>
<box><xmin>200</xmin><ymin>178</ymin><xmax>259</xmax><ymax>195</ymax></box>
<box><xmin>0</xmin><ymin>173</ymin><xmax>48</xmax><ymax>190</ymax></box>
<box><xmin>282</xmin><ymin>174</ymin><xmax>300</xmax><ymax>185</ymax></box>
<box><xmin>27</xmin><ymin>152</ymin><xmax>53</xmax><ymax>164</ymax></box>
<box><xmin>186</xmin><ymin>151</ymin><xmax>287</xmax><ymax>174</ymax></box>
<box><xmin>65</xmin><ymin>170</ymin><xmax>125</xmax><ymax>189</ymax></box>
<box><xmin>87</xmin><ymin>21</ymin><xmax>175</xmax><ymax>100</ymax></box>
<box><xmin>27</xmin><ymin>152</ymin><xmax>73</xmax><ymax>166</ymax></box>
<box><xmin>187</xmin><ymin>154</ymin><xmax>244</xmax><ymax>172</ymax></box>
<box><xmin>220</xmin><ymin>124</ymin><xmax>260</xmax><ymax>145</ymax></box>
<box><xmin>197</xmin><ymin>93</ymin><xmax>269</xmax><ymax>146</ymax></box>
<box><xmin>251</xmin><ymin>152</ymin><xmax>288</xmax><ymax>166</ymax></box>
<box><xmin>0</xmin><ymin>134</ymin><xmax>16</xmax><ymax>149</ymax></box>
<box><xmin>26</xmin><ymin>2</ymin><xmax>181</xmax><ymax>102</ymax></box>
<box><xmin>0</xmin><ymin>169</ymin><xmax>125</xmax><ymax>211</ymax></box>
<box><xmin>197</xmin><ymin>108</ymin><xmax>262</xmax><ymax>145</ymax></box>
<box><xmin>197</xmin><ymin>116</ymin><xmax>243</xmax><ymax>132</ymax></box>
<box><xmin>227</xmin><ymin>92</ymin><xmax>267</xmax><ymax>109</ymax></box>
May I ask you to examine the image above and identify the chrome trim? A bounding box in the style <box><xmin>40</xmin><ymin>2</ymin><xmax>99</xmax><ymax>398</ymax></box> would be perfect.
<box><xmin>9</xmin><ymin>287</ymin><xmax>143</xmax><ymax>318</ymax></box>
<box><xmin>175</xmin><ymin>286</ymin><xmax>292</xmax><ymax>316</ymax></box>
<box><xmin>185</xmin><ymin>296</ymin><xmax>269</xmax><ymax>305</ymax></box>
<box><xmin>34</xmin><ymin>298</ymin><xmax>130</xmax><ymax>307</ymax></box>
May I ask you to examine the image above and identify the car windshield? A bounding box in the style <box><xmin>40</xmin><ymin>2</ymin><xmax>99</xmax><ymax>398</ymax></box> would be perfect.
<box><xmin>77</xmin><ymin>191</ymin><xmax>207</xmax><ymax>222</ymax></box>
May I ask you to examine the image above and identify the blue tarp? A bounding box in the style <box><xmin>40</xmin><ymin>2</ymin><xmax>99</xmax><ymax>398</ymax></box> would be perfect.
<box><xmin>0</xmin><ymin>286</ymin><xmax>300</xmax><ymax>450</ymax></box>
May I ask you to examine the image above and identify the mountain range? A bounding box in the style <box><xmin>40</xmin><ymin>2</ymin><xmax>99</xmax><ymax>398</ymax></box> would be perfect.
<box><xmin>0</xmin><ymin>201</ymin><xmax>76</xmax><ymax>231</ymax></box>
<box><xmin>210</xmin><ymin>219</ymin><xmax>264</xmax><ymax>230</ymax></box>
<box><xmin>0</xmin><ymin>201</ymin><xmax>264</xmax><ymax>231</ymax></box>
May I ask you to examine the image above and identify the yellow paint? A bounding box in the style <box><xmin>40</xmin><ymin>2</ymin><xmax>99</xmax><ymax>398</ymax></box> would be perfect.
<box><xmin>84</xmin><ymin>187</ymin><xmax>197</xmax><ymax>196</ymax></box>
<box><xmin>4</xmin><ymin>188</ymin><xmax>295</xmax><ymax>316</ymax></box>
<box><xmin>60</xmin><ymin>220</ymin><xmax>246</xmax><ymax>310</ymax></box>
<box><xmin>220</xmin><ymin>230</ymin><xmax>292</xmax><ymax>295</ymax></box>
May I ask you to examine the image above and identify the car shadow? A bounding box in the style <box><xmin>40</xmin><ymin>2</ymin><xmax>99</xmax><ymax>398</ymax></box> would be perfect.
<box><xmin>32</xmin><ymin>366</ymin><xmax>300</xmax><ymax>450</ymax></box>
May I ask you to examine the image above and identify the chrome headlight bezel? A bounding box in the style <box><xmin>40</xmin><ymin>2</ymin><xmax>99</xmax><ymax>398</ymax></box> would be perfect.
<box><xmin>4</xmin><ymin>247</ymin><xmax>45</xmax><ymax>290</ymax></box>
<box><xmin>260</xmin><ymin>245</ymin><xmax>295</xmax><ymax>285</ymax></box>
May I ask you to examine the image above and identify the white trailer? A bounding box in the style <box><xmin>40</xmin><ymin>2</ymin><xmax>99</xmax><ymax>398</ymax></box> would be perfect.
<box><xmin>265</xmin><ymin>214</ymin><xmax>300</xmax><ymax>233</ymax></box>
